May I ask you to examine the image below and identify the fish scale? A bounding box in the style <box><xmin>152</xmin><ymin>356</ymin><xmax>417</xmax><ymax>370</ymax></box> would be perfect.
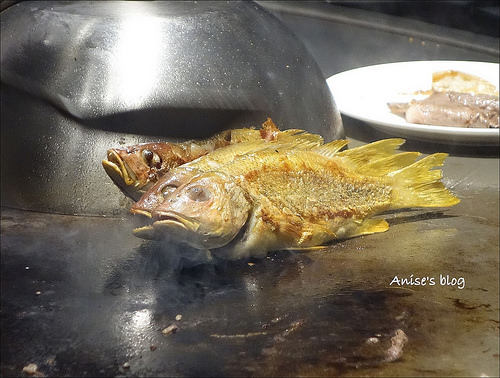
<box><xmin>228</xmin><ymin>149</ymin><xmax>393</xmax><ymax>220</ymax></box>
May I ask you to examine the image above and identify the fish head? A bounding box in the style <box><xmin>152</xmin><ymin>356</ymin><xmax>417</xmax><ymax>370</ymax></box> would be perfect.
<box><xmin>130</xmin><ymin>168</ymin><xmax>199</xmax><ymax>217</ymax></box>
<box><xmin>146</xmin><ymin>172</ymin><xmax>251</xmax><ymax>249</ymax></box>
<box><xmin>102</xmin><ymin>143</ymin><xmax>182</xmax><ymax>200</ymax></box>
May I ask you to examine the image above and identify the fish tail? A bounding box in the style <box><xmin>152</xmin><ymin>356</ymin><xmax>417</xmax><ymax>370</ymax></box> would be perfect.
<box><xmin>336</xmin><ymin>139</ymin><xmax>460</xmax><ymax>208</ymax></box>
<box><xmin>390</xmin><ymin>153</ymin><xmax>460</xmax><ymax>208</ymax></box>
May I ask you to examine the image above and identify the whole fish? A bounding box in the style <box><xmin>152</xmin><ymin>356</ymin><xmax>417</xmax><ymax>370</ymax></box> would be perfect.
<box><xmin>102</xmin><ymin>118</ymin><xmax>288</xmax><ymax>200</ymax></box>
<box><xmin>130</xmin><ymin>127</ymin><xmax>325</xmax><ymax>217</ymax></box>
<box><xmin>132</xmin><ymin>139</ymin><xmax>460</xmax><ymax>260</ymax></box>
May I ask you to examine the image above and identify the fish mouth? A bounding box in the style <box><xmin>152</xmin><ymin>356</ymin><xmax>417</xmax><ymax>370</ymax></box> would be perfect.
<box><xmin>132</xmin><ymin>211</ymin><xmax>200</xmax><ymax>240</ymax></box>
<box><xmin>153</xmin><ymin>211</ymin><xmax>201</xmax><ymax>231</ymax></box>
<box><xmin>102</xmin><ymin>150</ymin><xmax>137</xmax><ymax>186</ymax></box>
<box><xmin>131</xmin><ymin>210</ymin><xmax>156</xmax><ymax>239</ymax></box>
<box><xmin>131</xmin><ymin>209</ymin><xmax>153</xmax><ymax>218</ymax></box>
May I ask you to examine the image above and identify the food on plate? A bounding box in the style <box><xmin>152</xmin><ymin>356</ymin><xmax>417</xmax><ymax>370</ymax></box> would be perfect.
<box><xmin>389</xmin><ymin>91</ymin><xmax>499</xmax><ymax>128</ymax></box>
<box><xmin>388</xmin><ymin>70</ymin><xmax>499</xmax><ymax>128</ymax></box>
<box><xmin>130</xmin><ymin>124</ymin><xmax>324</xmax><ymax>217</ymax></box>
<box><xmin>432</xmin><ymin>70</ymin><xmax>498</xmax><ymax>96</ymax></box>
<box><xmin>102</xmin><ymin>118</ymin><xmax>297</xmax><ymax>200</ymax></box>
<box><xmin>132</xmin><ymin>138</ymin><xmax>459</xmax><ymax>260</ymax></box>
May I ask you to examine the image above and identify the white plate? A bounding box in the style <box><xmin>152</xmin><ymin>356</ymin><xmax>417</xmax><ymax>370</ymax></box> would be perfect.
<box><xmin>327</xmin><ymin>61</ymin><xmax>499</xmax><ymax>145</ymax></box>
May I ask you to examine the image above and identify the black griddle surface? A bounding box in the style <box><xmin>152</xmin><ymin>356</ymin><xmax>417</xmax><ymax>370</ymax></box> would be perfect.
<box><xmin>1</xmin><ymin>190</ymin><xmax>498</xmax><ymax>377</ymax></box>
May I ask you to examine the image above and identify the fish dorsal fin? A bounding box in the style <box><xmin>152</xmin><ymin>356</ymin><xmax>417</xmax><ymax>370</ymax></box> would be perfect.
<box><xmin>240</xmin><ymin>130</ymin><xmax>323</xmax><ymax>154</ymax></box>
<box><xmin>311</xmin><ymin>139</ymin><xmax>350</xmax><ymax>158</ymax></box>
<box><xmin>357</xmin><ymin>151</ymin><xmax>421</xmax><ymax>177</ymax></box>
<box><xmin>339</xmin><ymin>138</ymin><xmax>406</xmax><ymax>166</ymax></box>
<box><xmin>183</xmin><ymin>129</ymin><xmax>322</xmax><ymax>172</ymax></box>
<box><xmin>328</xmin><ymin>138</ymin><xmax>412</xmax><ymax>176</ymax></box>
<box><xmin>229</xmin><ymin>118</ymin><xmax>324</xmax><ymax>148</ymax></box>
<box><xmin>229</xmin><ymin>128</ymin><xmax>261</xmax><ymax>143</ymax></box>
<box><xmin>227</xmin><ymin>127</ymin><xmax>324</xmax><ymax>155</ymax></box>
<box><xmin>311</xmin><ymin>139</ymin><xmax>411</xmax><ymax>176</ymax></box>
<box><xmin>234</xmin><ymin>129</ymin><xmax>324</xmax><ymax>155</ymax></box>
<box><xmin>276</xmin><ymin>129</ymin><xmax>324</xmax><ymax>146</ymax></box>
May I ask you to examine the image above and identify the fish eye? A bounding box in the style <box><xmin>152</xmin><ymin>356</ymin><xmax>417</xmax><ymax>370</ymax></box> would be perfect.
<box><xmin>142</xmin><ymin>149</ymin><xmax>162</xmax><ymax>168</ymax></box>
<box><xmin>161</xmin><ymin>184</ymin><xmax>178</xmax><ymax>197</ymax></box>
<box><xmin>186</xmin><ymin>186</ymin><xmax>212</xmax><ymax>202</ymax></box>
<box><xmin>142</xmin><ymin>149</ymin><xmax>154</xmax><ymax>163</ymax></box>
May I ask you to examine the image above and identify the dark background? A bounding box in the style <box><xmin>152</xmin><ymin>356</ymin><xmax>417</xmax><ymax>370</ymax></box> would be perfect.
<box><xmin>2</xmin><ymin>0</ymin><xmax>499</xmax><ymax>38</ymax></box>
<box><xmin>328</xmin><ymin>0</ymin><xmax>499</xmax><ymax>37</ymax></box>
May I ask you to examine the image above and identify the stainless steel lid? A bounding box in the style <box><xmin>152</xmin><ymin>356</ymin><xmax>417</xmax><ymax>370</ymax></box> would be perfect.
<box><xmin>1</xmin><ymin>1</ymin><xmax>343</xmax><ymax>216</ymax></box>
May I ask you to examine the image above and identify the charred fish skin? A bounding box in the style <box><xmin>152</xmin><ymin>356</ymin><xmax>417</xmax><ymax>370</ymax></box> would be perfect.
<box><xmin>129</xmin><ymin>126</ymin><xmax>325</xmax><ymax>217</ymax></box>
<box><xmin>134</xmin><ymin>138</ymin><xmax>459</xmax><ymax>260</ymax></box>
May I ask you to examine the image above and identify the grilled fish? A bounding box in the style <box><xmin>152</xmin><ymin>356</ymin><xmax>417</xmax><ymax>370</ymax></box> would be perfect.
<box><xmin>133</xmin><ymin>138</ymin><xmax>460</xmax><ymax>260</ymax></box>
<box><xmin>130</xmin><ymin>127</ymin><xmax>324</xmax><ymax>217</ymax></box>
<box><xmin>102</xmin><ymin>118</ymin><xmax>288</xmax><ymax>200</ymax></box>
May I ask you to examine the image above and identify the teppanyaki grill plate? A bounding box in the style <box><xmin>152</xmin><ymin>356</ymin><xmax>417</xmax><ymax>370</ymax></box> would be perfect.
<box><xmin>1</xmin><ymin>181</ymin><xmax>498</xmax><ymax>377</ymax></box>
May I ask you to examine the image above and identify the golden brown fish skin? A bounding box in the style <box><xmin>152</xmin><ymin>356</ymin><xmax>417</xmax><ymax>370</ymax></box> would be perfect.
<box><xmin>144</xmin><ymin>152</ymin><xmax>389</xmax><ymax>256</ymax></box>
<box><xmin>102</xmin><ymin>130</ymin><xmax>233</xmax><ymax>200</ymax></box>
<box><xmin>130</xmin><ymin>124</ymin><xmax>326</xmax><ymax>217</ymax></box>
<box><xmin>143</xmin><ymin>172</ymin><xmax>252</xmax><ymax>249</ymax></box>
<box><xmin>133</xmin><ymin>138</ymin><xmax>460</xmax><ymax>260</ymax></box>
<box><xmin>102</xmin><ymin>118</ymin><xmax>285</xmax><ymax>201</ymax></box>
<box><xmin>130</xmin><ymin>168</ymin><xmax>200</xmax><ymax>218</ymax></box>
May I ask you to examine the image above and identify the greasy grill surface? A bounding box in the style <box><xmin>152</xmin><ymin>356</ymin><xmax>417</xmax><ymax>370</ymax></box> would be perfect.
<box><xmin>1</xmin><ymin>180</ymin><xmax>498</xmax><ymax>376</ymax></box>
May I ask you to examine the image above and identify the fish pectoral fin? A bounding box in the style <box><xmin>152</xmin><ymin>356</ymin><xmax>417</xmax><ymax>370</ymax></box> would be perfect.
<box><xmin>346</xmin><ymin>218</ymin><xmax>389</xmax><ymax>238</ymax></box>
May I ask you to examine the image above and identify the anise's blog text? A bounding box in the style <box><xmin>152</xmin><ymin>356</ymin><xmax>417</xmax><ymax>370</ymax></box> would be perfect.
<box><xmin>390</xmin><ymin>274</ymin><xmax>465</xmax><ymax>289</ymax></box>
